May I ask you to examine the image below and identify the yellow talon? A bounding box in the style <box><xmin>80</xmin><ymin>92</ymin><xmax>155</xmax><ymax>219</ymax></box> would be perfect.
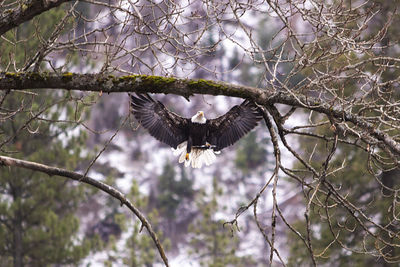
<box><xmin>185</xmin><ymin>153</ymin><xmax>189</xmax><ymax>160</ymax></box>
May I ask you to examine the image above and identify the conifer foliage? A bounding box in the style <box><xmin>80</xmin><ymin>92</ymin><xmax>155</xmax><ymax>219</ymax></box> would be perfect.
<box><xmin>0</xmin><ymin>91</ymin><xmax>94</xmax><ymax>266</ymax></box>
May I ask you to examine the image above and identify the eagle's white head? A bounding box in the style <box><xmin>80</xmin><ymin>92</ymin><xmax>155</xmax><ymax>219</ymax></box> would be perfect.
<box><xmin>191</xmin><ymin>111</ymin><xmax>206</xmax><ymax>124</ymax></box>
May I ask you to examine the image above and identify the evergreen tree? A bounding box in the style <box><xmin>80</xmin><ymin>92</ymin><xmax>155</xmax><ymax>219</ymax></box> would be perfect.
<box><xmin>0</xmin><ymin>91</ymin><xmax>95</xmax><ymax>266</ymax></box>
<box><xmin>0</xmin><ymin>6</ymin><xmax>97</xmax><ymax>266</ymax></box>
<box><xmin>123</xmin><ymin>180</ymin><xmax>171</xmax><ymax>266</ymax></box>
<box><xmin>188</xmin><ymin>177</ymin><xmax>255</xmax><ymax>267</ymax></box>
<box><xmin>235</xmin><ymin>131</ymin><xmax>269</xmax><ymax>176</ymax></box>
<box><xmin>156</xmin><ymin>161</ymin><xmax>194</xmax><ymax>219</ymax></box>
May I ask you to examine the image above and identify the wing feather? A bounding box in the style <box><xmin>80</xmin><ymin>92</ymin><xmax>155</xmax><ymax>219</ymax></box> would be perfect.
<box><xmin>129</xmin><ymin>93</ymin><xmax>188</xmax><ymax>148</ymax></box>
<box><xmin>207</xmin><ymin>100</ymin><xmax>262</xmax><ymax>150</ymax></box>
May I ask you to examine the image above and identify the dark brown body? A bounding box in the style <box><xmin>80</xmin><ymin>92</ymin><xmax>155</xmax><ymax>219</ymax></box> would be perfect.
<box><xmin>186</xmin><ymin>122</ymin><xmax>208</xmax><ymax>153</ymax></box>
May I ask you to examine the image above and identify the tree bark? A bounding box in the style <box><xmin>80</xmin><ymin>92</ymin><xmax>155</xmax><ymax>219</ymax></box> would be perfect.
<box><xmin>13</xmin><ymin>219</ymin><xmax>23</xmax><ymax>267</ymax></box>
<box><xmin>11</xmin><ymin>185</ymin><xmax>23</xmax><ymax>267</ymax></box>
<box><xmin>0</xmin><ymin>0</ymin><xmax>71</xmax><ymax>36</ymax></box>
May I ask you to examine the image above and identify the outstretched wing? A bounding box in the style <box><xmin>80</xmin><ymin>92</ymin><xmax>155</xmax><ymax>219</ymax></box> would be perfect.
<box><xmin>129</xmin><ymin>94</ymin><xmax>189</xmax><ymax>148</ymax></box>
<box><xmin>207</xmin><ymin>100</ymin><xmax>262</xmax><ymax>151</ymax></box>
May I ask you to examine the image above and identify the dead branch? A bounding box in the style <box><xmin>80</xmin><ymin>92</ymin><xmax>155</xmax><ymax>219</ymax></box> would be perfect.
<box><xmin>0</xmin><ymin>155</ymin><xmax>170</xmax><ymax>267</ymax></box>
<box><xmin>0</xmin><ymin>0</ymin><xmax>72</xmax><ymax>36</ymax></box>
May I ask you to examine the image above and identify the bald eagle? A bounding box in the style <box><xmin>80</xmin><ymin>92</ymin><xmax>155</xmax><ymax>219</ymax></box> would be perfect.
<box><xmin>130</xmin><ymin>94</ymin><xmax>262</xmax><ymax>168</ymax></box>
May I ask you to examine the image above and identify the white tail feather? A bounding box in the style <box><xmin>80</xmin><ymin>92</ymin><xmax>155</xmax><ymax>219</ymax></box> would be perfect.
<box><xmin>172</xmin><ymin>141</ymin><xmax>218</xmax><ymax>168</ymax></box>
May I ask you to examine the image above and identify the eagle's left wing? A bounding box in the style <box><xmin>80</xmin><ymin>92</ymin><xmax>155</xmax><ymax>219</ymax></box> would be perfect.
<box><xmin>207</xmin><ymin>99</ymin><xmax>262</xmax><ymax>151</ymax></box>
<box><xmin>129</xmin><ymin>93</ymin><xmax>189</xmax><ymax>148</ymax></box>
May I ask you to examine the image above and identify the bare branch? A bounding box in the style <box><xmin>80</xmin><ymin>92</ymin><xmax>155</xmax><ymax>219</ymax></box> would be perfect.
<box><xmin>0</xmin><ymin>0</ymin><xmax>72</xmax><ymax>36</ymax></box>
<box><xmin>0</xmin><ymin>155</ymin><xmax>170</xmax><ymax>266</ymax></box>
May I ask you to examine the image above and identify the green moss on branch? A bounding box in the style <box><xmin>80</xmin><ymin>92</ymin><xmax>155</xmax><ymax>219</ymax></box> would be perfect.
<box><xmin>0</xmin><ymin>72</ymin><xmax>266</xmax><ymax>101</ymax></box>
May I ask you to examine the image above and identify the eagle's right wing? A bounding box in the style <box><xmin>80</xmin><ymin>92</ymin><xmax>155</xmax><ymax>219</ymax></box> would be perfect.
<box><xmin>129</xmin><ymin>94</ymin><xmax>188</xmax><ymax>148</ymax></box>
<box><xmin>207</xmin><ymin>99</ymin><xmax>262</xmax><ymax>151</ymax></box>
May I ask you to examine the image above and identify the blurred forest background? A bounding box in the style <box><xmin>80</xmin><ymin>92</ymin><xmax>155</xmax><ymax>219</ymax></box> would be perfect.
<box><xmin>0</xmin><ymin>0</ymin><xmax>400</xmax><ymax>266</ymax></box>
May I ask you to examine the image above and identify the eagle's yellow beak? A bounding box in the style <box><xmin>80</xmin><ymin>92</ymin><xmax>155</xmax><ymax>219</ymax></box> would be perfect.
<box><xmin>199</xmin><ymin>111</ymin><xmax>204</xmax><ymax>116</ymax></box>
<box><xmin>185</xmin><ymin>153</ymin><xmax>190</xmax><ymax>160</ymax></box>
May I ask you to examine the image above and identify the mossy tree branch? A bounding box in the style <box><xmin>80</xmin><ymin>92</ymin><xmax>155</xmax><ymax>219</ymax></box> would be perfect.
<box><xmin>0</xmin><ymin>0</ymin><xmax>71</xmax><ymax>36</ymax></box>
<box><xmin>0</xmin><ymin>72</ymin><xmax>266</xmax><ymax>99</ymax></box>
<box><xmin>1</xmin><ymin>71</ymin><xmax>399</xmax><ymax>157</ymax></box>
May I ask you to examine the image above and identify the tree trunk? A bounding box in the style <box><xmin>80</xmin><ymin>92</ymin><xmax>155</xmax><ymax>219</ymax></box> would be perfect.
<box><xmin>11</xmin><ymin>183</ymin><xmax>23</xmax><ymax>267</ymax></box>
<box><xmin>379</xmin><ymin>168</ymin><xmax>399</xmax><ymax>267</ymax></box>
<box><xmin>13</xmin><ymin>218</ymin><xmax>23</xmax><ymax>267</ymax></box>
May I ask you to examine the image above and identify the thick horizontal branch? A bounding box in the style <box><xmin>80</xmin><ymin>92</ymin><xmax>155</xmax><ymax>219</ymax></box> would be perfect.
<box><xmin>0</xmin><ymin>71</ymin><xmax>399</xmax><ymax>156</ymax></box>
<box><xmin>0</xmin><ymin>155</ymin><xmax>169</xmax><ymax>267</ymax></box>
<box><xmin>0</xmin><ymin>0</ymin><xmax>71</xmax><ymax>36</ymax></box>
<box><xmin>0</xmin><ymin>72</ymin><xmax>268</xmax><ymax>100</ymax></box>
